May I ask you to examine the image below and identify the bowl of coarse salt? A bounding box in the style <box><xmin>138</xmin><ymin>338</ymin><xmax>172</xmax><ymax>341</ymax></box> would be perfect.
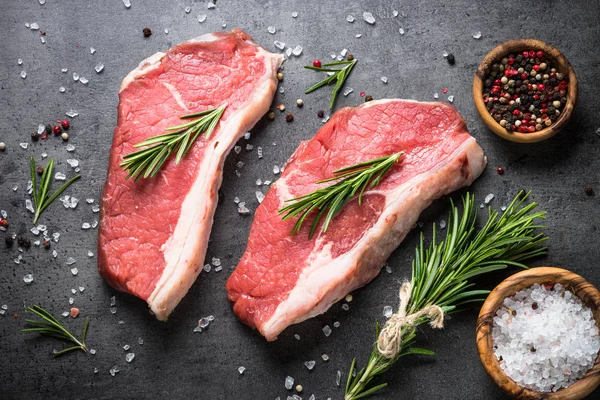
<box><xmin>476</xmin><ymin>267</ymin><xmax>600</xmax><ymax>399</ymax></box>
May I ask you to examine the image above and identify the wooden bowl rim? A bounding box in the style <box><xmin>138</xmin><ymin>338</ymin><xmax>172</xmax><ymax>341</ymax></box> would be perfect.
<box><xmin>476</xmin><ymin>267</ymin><xmax>600</xmax><ymax>399</ymax></box>
<box><xmin>473</xmin><ymin>39</ymin><xmax>578</xmax><ymax>144</ymax></box>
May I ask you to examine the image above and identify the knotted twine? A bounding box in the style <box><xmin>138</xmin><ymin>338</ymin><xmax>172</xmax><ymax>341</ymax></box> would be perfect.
<box><xmin>376</xmin><ymin>280</ymin><xmax>446</xmax><ymax>359</ymax></box>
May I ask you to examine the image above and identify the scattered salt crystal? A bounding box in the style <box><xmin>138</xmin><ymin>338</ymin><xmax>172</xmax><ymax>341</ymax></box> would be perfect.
<box><xmin>343</xmin><ymin>87</ymin><xmax>354</xmax><ymax>96</ymax></box>
<box><xmin>62</xmin><ymin>311</ymin><xmax>69</xmax><ymax>317</ymax></box>
<box><xmin>274</xmin><ymin>41</ymin><xmax>285</xmax><ymax>50</ymax></box>
<box><xmin>238</xmin><ymin>366</ymin><xmax>246</xmax><ymax>374</ymax></box>
<box><xmin>501</xmin><ymin>205</ymin><xmax>507</xmax><ymax>211</ymax></box>
<box><xmin>246</xmin><ymin>144</ymin><xmax>253</xmax><ymax>151</ymax></box>
<box><xmin>279</xmin><ymin>87</ymin><xmax>285</xmax><ymax>94</ymax></box>
<box><xmin>30</xmin><ymin>23</ymin><xmax>39</xmax><ymax>30</ymax></box>
<box><xmin>79</xmin><ymin>77</ymin><xmax>89</xmax><ymax>85</ymax></box>
<box><xmin>109</xmin><ymin>366</ymin><xmax>119</xmax><ymax>376</ymax></box>
<box><xmin>23</xmin><ymin>274</ymin><xmax>34</xmax><ymax>284</ymax></box>
<box><xmin>66</xmin><ymin>257</ymin><xmax>76</xmax><ymax>265</ymax></box>
<box><xmin>472</xmin><ymin>31</ymin><xmax>482</xmax><ymax>39</ymax></box>
<box><xmin>340</xmin><ymin>48</ymin><xmax>348</xmax><ymax>57</ymax></box>
<box><xmin>37</xmin><ymin>124</ymin><xmax>45</xmax><ymax>134</ymax></box>
<box><xmin>233</xmin><ymin>196</ymin><xmax>240</xmax><ymax>204</ymax></box>
<box><xmin>321</xmin><ymin>354</ymin><xmax>329</xmax><ymax>361</ymax></box>
<box><xmin>383</xmin><ymin>305</ymin><xmax>393</xmax><ymax>318</ymax></box>
<box><xmin>90</xmin><ymin>349</ymin><xmax>96</xmax><ymax>355</ymax></box>
<box><xmin>336</xmin><ymin>370</ymin><xmax>342</xmax><ymax>386</ymax></box>
<box><xmin>238</xmin><ymin>202</ymin><xmax>250</xmax><ymax>215</ymax></box>
<box><xmin>484</xmin><ymin>193</ymin><xmax>495</xmax><ymax>204</ymax></box>
<box><xmin>40</xmin><ymin>37</ymin><xmax>45</xmax><ymax>44</ymax></box>
<box><xmin>52</xmin><ymin>250</ymin><xmax>57</xmax><ymax>258</ymax></box>
<box><xmin>95</xmin><ymin>64</ymin><xmax>104</xmax><ymax>73</ymax></box>
<box><xmin>203</xmin><ymin>264</ymin><xmax>211</xmax><ymax>273</ymax></box>
<box><xmin>273</xmin><ymin>165</ymin><xmax>280</xmax><ymax>175</ymax></box>
<box><xmin>59</xmin><ymin>86</ymin><xmax>66</xmax><ymax>93</ymax></box>
<box><xmin>110</xmin><ymin>296</ymin><xmax>116</xmax><ymax>306</ymax></box>
<box><xmin>66</xmin><ymin>144</ymin><xmax>75</xmax><ymax>152</ymax></box>
<box><xmin>285</xmin><ymin>48</ymin><xmax>292</xmax><ymax>58</ymax></box>
<box><xmin>138</xmin><ymin>337</ymin><xmax>144</xmax><ymax>345</ymax></box>
<box><xmin>197</xmin><ymin>14</ymin><xmax>207</xmax><ymax>23</ymax></box>
<box><xmin>123</xmin><ymin>344</ymin><xmax>130</xmax><ymax>351</ymax></box>
<box><xmin>20</xmin><ymin>142</ymin><xmax>28</xmax><ymax>149</ymax></box>
<box><xmin>433</xmin><ymin>92</ymin><xmax>439</xmax><ymax>99</ymax></box>
<box><xmin>363</xmin><ymin>11</ymin><xmax>375</xmax><ymax>24</ymax></box>
<box><xmin>71</xmin><ymin>268</ymin><xmax>78</xmax><ymax>276</ymax></box>
<box><xmin>393</xmin><ymin>10</ymin><xmax>399</xmax><ymax>17</ymax></box>
<box><xmin>94</xmin><ymin>367</ymin><xmax>98</xmax><ymax>374</ymax></box>
<box><xmin>447</xmin><ymin>95</ymin><xmax>454</xmax><ymax>103</ymax></box>
<box><xmin>13</xmin><ymin>185</ymin><xmax>18</xmax><ymax>191</ymax></box>
<box><xmin>294</xmin><ymin>334</ymin><xmax>301</xmax><ymax>340</ymax></box>
<box><xmin>381</xmin><ymin>76</ymin><xmax>388</xmax><ymax>84</ymax></box>
<box><xmin>25</xmin><ymin>199</ymin><xmax>35</xmax><ymax>214</ymax></box>
<box><xmin>234</xmin><ymin>145</ymin><xmax>241</xmax><ymax>154</ymax></box>
<box><xmin>263</xmin><ymin>180</ymin><xmax>271</xmax><ymax>185</ymax></box>
<box><xmin>346</xmin><ymin>15</ymin><xmax>355</xmax><ymax>23</ymax></box>
<box><xmin>69</xmin><ymin>297</ymin><xmax>74</xmax><ymax>305</ymax></box>
<box><xmin>292</xmin><ymin>11</ymin><xmax>298</xmax><ymax>18</ymax></box>
<box><xmin>86</xmin><ymin>198</ymin><xmax>94</xmax><ymax>204</ymax></box>
<box><xmin>122</xmin><ymin>0</ymin><xmax>131</xmax><ymax>8</ymax></box>
<box><xmin>399</xmin><ymin>28</ymin><xmax>405</xmax><ymax>35</ymax></box>
<box><xmin>292</xmin><ymin>45</ymin><xmax>303</xmax><ymax>56</ymax></box>
<box><xmin>244</xmin><ymin>132</ymin><xmax>251</xmax><ymax>140</ymax></box>
<box><xmin>257</xmin><ymin>147</ymin><xmax>263</xmax><ymax>159</ymax></box>
<box><xmin>443</xmin><ymin>50</ymin><xmax>449</xmax><ymax>57</ymax></box>
<box><xmin>110</xmin><ymin>307</ymin><xmax>117</xmax><ymax>314</ymax></box>
<box><xmin>164</xmin><ymin>28</ymin><xmax>169</xmax><ymax>34</ymax></box>
<box><xmin>67</xmin><ymin>159</ymin><xmax>79</xmax><ymax>168</ymax></box>
<box><xmin>267</xmin><ymin>26</ymin><xmax>276</xmax><ymax>34</ymax></box>
<box><xmin>185</xmin><ymin>6</ymin><xmax>191</xmax><ymax>13</ymax></box>
<box><xmin>439</xmin><ymin>219</ymin><xmax>447</xmax><ymax>229</ymax></box>
<box><xmin>322</xmin><ymin>325</ymin><xmax>332</xmax><ymax>337</ymax></box>
<box><xmin>342</xmin><ymin>303</ymin><xmax>349</xmax><ymax>311</ymax></box>
<box><xmin>285</xmin><ymin>376</ymin><xmax>294</xmax><ymax>390</ymax></box>
<box><xmin>125</xmin><ymin>353</ymin><xmax>135</xmax><ymax>363</ymax></box>
<box><xmin>79</xmin><ymin>286</ymin><xmax>85</xmax><ymax>292</ymax></box>
<box><xmin>61</xmin><ymin>68</ymin><xmax>68</xmax><ymax>73</ymax></box>
<box><xmin>82</xmin><ymin>223</ymin><xmax>91</xmax><ymax>230</ymax></box>
<box><xmin>207</xmin><ymin>2</ymin><xmax>215</xmax><ymax>9</ymax></box>
<box><xmin>70</xmin><ymin>197</ymin><xmax>79</xmax><ymax>208</ymax></box>
<box><xmin>355</xmin><ymin>33</ymin><xmax>362</xmax><ymax>38</ymax></box>
<box><xmin>90</xmin><ymin>47</ymin><xmax>96</xmax><ymax>55</ymax></box>
<box><xmin>88</xmin><ymin>251</ymin><xmax>94</xmax><ymax>257</ymax></box>
<box><xmin>236</xmin><ymin>161</ymin><xmax>244</xmax><ymax>168</ymax></box>
<box><xmin>333</xmin><ymin>321</ymin><xmax>340</xmax><ymax>328</ymax></box>
<box><xmin>18</xmin><ymin>59</ymin><xmax>23</xmax><ymax>65</ymax></box>
<box><xmin>0</xmin><ymin>210</ymin><xmax>6</xmax><ymax>218</ymax></box>
<box><xmin>73</xmin><ymin>72</ymin><xmax>80</xmax><ymax>81</ymax></box>
<box><xmin>256</xmin><ymin>179</ymin><xmax>263</xmax><ymax>186</ymax></box>
<box><xmin>91</xmin><ymin>220</ymin><xmax>98</xmax><ymax>228</ymax></box>
<box><xmin>66</xmin><ymin>110</ymin><xmax>79</xmax><ymax>118</ymax></box>
<box><xmin>385</xmin><ymin>264</ymin><xmax>392</xmax><ymax>273</ymax></box>
<box><xmin>255</xmin><ymin>191</ymin><xmax>265</xmax><ymax>204</ymax></box>
<box><xmin>2</xmin><ymin>305</ymin><xmax>7</xmax><ymax>310</ymax></box>
<box><xmin>304</xmin><ymin>360</ymin><xmax>316</xmax><ymax>370</ymax></box>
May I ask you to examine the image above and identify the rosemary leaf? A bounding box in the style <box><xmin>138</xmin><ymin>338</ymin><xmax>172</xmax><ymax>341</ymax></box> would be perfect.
<box><xmin>279</xmin><ymin>152</ymin><xmax>403</xmax><ymax>238</ymax></box>
<box><xmin>120</xmin><ymin>104</ymin><xmax>227</xmax><ymax>181</ymax></box>
<box><xmin>344</xmin><ymin>191</ymin><xmax>548</xmax><ymax>400</ymax></box>
<box><xmin>305</xmin><ymin>59</ymin><xmax>357</xmax><ymax>109</ymax></box>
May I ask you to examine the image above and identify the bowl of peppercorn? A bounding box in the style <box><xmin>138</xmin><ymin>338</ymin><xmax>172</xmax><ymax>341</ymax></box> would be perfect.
<box><xmin>473</xmin><ymin>39</ymin><xmax>578</xmax><ymax>143</ymax></box>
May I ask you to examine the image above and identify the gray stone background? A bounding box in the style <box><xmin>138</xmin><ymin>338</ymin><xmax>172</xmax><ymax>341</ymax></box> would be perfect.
<box><xmin>1</xmin><ymin>0</ymin><xmax>599</xmax><ymax>399</ymax></box>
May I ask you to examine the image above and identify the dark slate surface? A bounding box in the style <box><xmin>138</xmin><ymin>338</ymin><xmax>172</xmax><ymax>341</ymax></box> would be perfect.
<box><xmin>1</xmin><ymin>1</ymin><xmax>599</xmax><ymax>399</ymax></box>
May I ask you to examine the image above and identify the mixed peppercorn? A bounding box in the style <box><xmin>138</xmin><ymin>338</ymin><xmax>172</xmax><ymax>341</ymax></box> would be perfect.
<box><xmin>483</xmin><ymin>50</ymin><xmax>568</xmax><ymax>133</ymax></box>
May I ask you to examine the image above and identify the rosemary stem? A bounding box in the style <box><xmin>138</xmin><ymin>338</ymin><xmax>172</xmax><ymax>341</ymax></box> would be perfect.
<box><xmin>346</xmin><ymin>356</ymin><xmax>380</xmax><ymax>400</ymax></box>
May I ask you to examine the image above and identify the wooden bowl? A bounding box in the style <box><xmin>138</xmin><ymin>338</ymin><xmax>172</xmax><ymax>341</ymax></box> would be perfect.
<box><xmin>473</xmin><ymin>39</ymin><xmax>578</xmax><ymax>143</ymax></box>
<box><xmin>476</xmin><ymin>267</ymin><xmax>600</xmax><ymax>399</ymax></box>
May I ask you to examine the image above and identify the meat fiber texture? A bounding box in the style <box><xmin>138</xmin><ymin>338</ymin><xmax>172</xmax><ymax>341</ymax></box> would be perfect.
<box><xmin>98</xmin><ymin>30</ymin><xmax>283</xmax><ymax>320</ymax></box>
<box><xmin>226</xmin><ymin>99</ymin><xmax>487</xmax><ymax>341</ymax></box>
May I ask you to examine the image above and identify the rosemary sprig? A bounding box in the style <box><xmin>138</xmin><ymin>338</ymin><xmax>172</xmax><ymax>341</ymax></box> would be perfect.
<box><xmin>279</xmin><ymin>152</ymin><xmax>403</xmax><ymax>238</ymax></box>
<box><xmin>30</xmin><ymin>156</ymin><xmax>80</xmax><ymax>224</ymax></box>
<box><xmin>304</xmin><ymin>59</ymin><xmax>357</xmax><ymax>109</ymax></box>
<box><xmin>21</xmin><ymin>305</ymin><xmax>89</xmax><ymax>357</ymax></box>
<box><xmin>120</xmin><ymin>104</ymin><xmax>227</xmax><ymax>180</ymax></box>
<box><xmin>344</xmin><ymin>191</ymin><xmax>548</xmax><ymax>400</ymax></box>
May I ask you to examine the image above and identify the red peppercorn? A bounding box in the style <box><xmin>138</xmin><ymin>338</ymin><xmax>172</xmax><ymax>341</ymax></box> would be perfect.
<box><xmin>533</xmin><ymin>94</ymin><xmax>540</xmax><ymax>100</ymax></box>
<box><xmin>507</xmin><ymin>57</ymin><xmax>515</xmax><ymax>65</ymax></box>
<box><xmin>53</xmin><ymin>125</ymin><xmax>62</xmax><ymax>135</ymax></box>
<box><xmin>520</xmin><ymin>73</ymin><xmax>528</xmax><ymax>80</ymax></box>
<box><xmin>491</xmin><ymin>85</ymin><xmax>501</xmax><ymax>94</ymax></box>
<box><xmin>359</xmin><ymin>91</ymin><xmax>365</xmax><ymax>97</ymax></box>
<box><xmin>442</xmin><ymin>88</ymin><xmax>448</xmax><ymax>94</ymax></box>
<box><xmin>312</xmin><ymin>60</ymin><xmax>322</xmax><ymax>68</ymax></box>
<box><xmin>518</xmin><ymin>126</ymin><xmax>528</xmax><ymax>133</ymax></box>
<box><xmin>536</xmin><ymin>51</ymin><xmax>544</xmax><ymax>59</ymax></box>
<box><xmin>503</xmin><ymin>69</ymin><xmax>512</xmax><ymax>77</ymax></box>
<box><xmin>528</xmin><ymin>50</ymin><xmax>536</xmax><ymax>58</ymax></box>
<box><xmin>497</xmin><ymin>167</ymin><xmax>504</xmax><ymax>175</ymax></box>
<box><xmin>41</xmin><ymin>133</ymin><xmax>47</xmax><ymax>139</ymax></box>
<box><xmin>528</xmin><ymin>125</ymin><xmax>535</xmax><ymax>133</ymax></box>
<box><xmin>532</xmin><ymin>64</ymin><xmax>540</xmax><ymax>72</ymax></box>
<box><xmin>544</xmin><ymin>282</ymin><xmax>554</xmax><ymax>290</ymax></box>
<box><xmin>522</xmin><ymin>51</ymin><xmax>529</xmax><ymax>58</ymax></box>
<box><xmin>0</xmin><ymin>219</ymin><xmax>8</xmax><ymax>228</ymax></box>
<box><xmin>537</xmin><ymin>84</ymin><xmax>545</xmax><ymax>91</ymax></box>
<box><xmin>549</xmin><ymin>72</ymin><xmax>556</xmax><ymax>78</ymax></box>
<box><xmin>493</xmin><ymin>79</ymin><xmax>501</xmax><ymax>85</ymax></box>
<box><xmin>61</xmin><ymin>120</ymin><xmax>70</xmax><ymax>130</ymax></box>
<box><xmin>559</xmin><ymin>80</ymin><xmax>568</xmax><ymax>90</ymax></box>
<box><xmin>512</xmin><ymin>109</ymin><xmax>521</xmax><ymax>116</ymax></box>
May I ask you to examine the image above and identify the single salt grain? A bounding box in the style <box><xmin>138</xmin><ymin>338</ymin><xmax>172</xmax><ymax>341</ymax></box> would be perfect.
<box><xmin>109</xmin><ymin>366</ymin><xmax>119</xmax><ymax>376</ymax></box>
<box><xmin>203</xmin><ymin>264</ymin><xmax>211</xmax><ymax>272</ymax></box>
<box><xmin>501</xmin><ymin>205</ymin><xmax>507</xmax><ymax>211</ymax></box>
<box><xmin>79</xmin><ymin>77</ymin><xmax>89</xmax><ymax>85</ymax></box>
<box><xmin>346</xmin><ymin>14</ymin><xmax>355</xmax><ymax>23</ymax></box>
<box><xmin>393</xmin><ymin>10</ymin><xmax>399</xmax><ymax>17</ymax></box>
<box><xmin>484</xmin><ymin>193</ymin><xmax>495</xmax><ymax>204</ymax></box>
<box><xmin>399</xmin><ymin>28</ymin><xmax>405</xmax><ymax>35</ymax></box>
<box><xmin>439</xmin><ymin>219</ymin><xmax>447</xmax><ymax>229</ymax></box>
<box><xmin>197</xmin><ymin>14</ymin><xmax>207</xmax><ymax>23</ymax></box>
<box><xmin>123</xmin><ymin>344</ymin><xmax>130</xmax><ymax>351</ymax></box>
<box><xmin>238</xmin><ymin>202</ymin><xmax>250</xmax><ymax>215</ymax></box>
<box><xmin>125</xmin><ymin>353</ymin><xmax>135</xmax><ymax>363</ymax></box>
<box><xmin>66</xmin><ymin>110</ymin><xmax>79</xmax><ymax>118</ymax></box>
<box><xmin>90</xmin><ymin>349</ymin><xmax>96</xmax><ymax>355</ymax></box>
<box><xmin>73</xmin><ymin>72</ymin><xmax>79</xmax><ymax>81</ymax></box>
<box><xmin>238</xmin><ymin>366</ymin><xmax>246</xmax><ymax>374</ymax></box>
<box><xmin>233</xmin><ymin>197</ymin><xmax>240</xmax><ymax>204</ymax></box>
<box><xmin>381</xmin><ymin>76</ymin><xmax>388</xmax><ymax>84</ymax></box>
<box><xmin>207</xmin><ymin>2</ymin><xmax>215</xmax><ymax>9</ymax></box>
<box><xmin>448</xmin><ymin>95</ymin><xmax>454</xmax><ymax>103</ymax></box>
<box><xmin>110</xmin><ymin>296</ymin><xmax>116</xmax><ymax>306</ymax></box>
<box><xmin>385</xmin><ymin>264</ymin><xmax>392</xmax><ymax>273</ymax></box>
<box><xmin>274</xmin><ymin>41</ymin><xmax>285</xmax><ymax>50</ymax></box>
<box><xmin>23</xmin><ymin>274</ymin><xmax>33</xmax><ymax>284</ymax></box>
<box><xmin>82</xmin><ymin>223</ymin><xmax>91</xmax><ymax>230</ymax></box>
<box><xmin>20</xmin><ymin>142</ymin><xmax>28</xmax><ymax>149</ymax></box>
<box><xmin>363</xmin><ymin>11</ymin><xmax>375</xmax><ymax>24</ymax></box>
<box><xmin>257</xmin><ymin>147</ymin><xmax>263</xmax><ymax>159</ymax></box>
<box><xmin>304</xmin><ymin>360</ymin><xmax>316</xmax><ymax>370</ymax></box>
<box><xmin>122</xmin><ymin>0</ymin><xmax>131</xmax><ymax>8</ymax></box>
<box><xmin>214</xmin><ymin>266</ymin><xmax>222</xmax><ymax>272</ymax></box>
<box><xmin>342</xmin><ymin>303</ymin><xmax>349</xmax><ymax>311</ymax></box>
<box><xmin>79</xmin><ymin>286</ymin><xmax>85</xmax><ymax>292</ymax></box>
<box><xmin>234</xmin><ymin>145</ymin><xmax>241</xmax><ymax>154</ymax></box>
<box><xmin>62</xmin><ymin>311</ymin><xmax>69</xmax><ymax>317</ymax></box>
<box><xmin>273</xmin><ymin>165</ymin><xmax>280</xmax><ymax>175</ymax></box>
<box><xmin>90</xmin><ymin>47</ymin><xmax>96</xmax><ymax>55</ymax></box>
<box><xmin>71</xmin><ymin>268</ymin><xmax>78</xmax><ymax>276</ymax></box>
<box><xmin>185</xmin><ymin>6</ymin><xmax>191</xmax><ymax>13</ymax></box>
<box><xmin>285</xmin><ymin>376</ymin><xmax>294</xmax><ymax>390</ymax></box>
<box><xmin>244</xmin><ymin>132</ymin><xmax>251</xmax><ymax>140</ymax></box>
<box><xmin>212</xmin><ymin>257</ymin><xmax>221</xmax><ymax>266</ymax></box>
<box><xmin>95</xmin><ymin>64</ymin><xmax>104</xmax><ymax>73</ymax></box>
<box><xmin>383</xmin><ymin>305</ymin><xmax>393</xmax><ymax>318</ymax></box>
<box><xmin>30</xmin><ymin>23</ymin><xmax>39</xmax><ymax>30</ymax></box>
<box><xmin>333</xmin><ymin>321</ymin><xmax>341</xmax><ymax>328</ymax></box>
<box><xmin>66</xmin><ymin>257</ymin><xmax>76</xmax><ymax>265</ymax></box>
<box><xmin>292</xmin><ymin>45</ymin><xmax>303</xmax><ymax>56</ymax></box>
<box><xmin>472</xmin><ymin>31</ymin><xmax>482</xmax><ymax>39</ymax></box>
<box><xmin>321</xmin><ymin>354</ymin><xmax>329</xmax><ymax>361</ymax></box>
<box><xmin>66</xmin><ymin>144</ymin><xmax>75</xmax><ymax>152</ymax></box>
<box><xmin>67</xmin><ymin>159</ymin><xmax>79</xmax><ymax>168</ymax></box>
<box><xmin>443</xmin><ymin>50</ymin><xmax>449</xmax><ymax>57</ymax></box>
<box><xmin>246</xmin><ymin>144</ymin><xmax>253</xmax><ymax>151</ymax></box>
<box><xmin>267</xmin><ymin>26</ymin><xmax>276</xmax><ymax>34</ymax></box>
<box><xmin>255</xmin><ymin>191</ymin><xmax>265</xmax><ymax>204</ymax></box>
<box><xmin>292</xmin><ymin>11</ymin><xmax>298</xmax><ymax>18</ymax></box>
<box><xmin>433</xmin><ymin>92</ymin><xmax>439</xmax><ymax>99</ymax></box>
<box><xmin>26</xmin><ymin>199</ymin><xmax>35</xmax><ymax>213</ymax></box>
<box><xmin>52</xmin><ymin>250</ymin><xmax>57</xmax><ymax>258</ymax></box>
<box><xmin>138</xmin><ymin>337</ymin><xmax>144</xmax><ymax>345</ymax></box>
<box><xmin>343</xmin><ymin>87</ymin><xmax>354</xmax><ymax>96</ymax></box>
<box><xmin>355</xmin><ymin>33</ymin><xmax>362</xmax><ymax>38</ymax></box>
<box><xmin>61</xmin><ymin>68</ymin><xmax>68</xmax><ymax>73</ymax></box>
<box><xmin>336</xmin><ymin>370</ymin><xmax>342</xmax><ymax>386</ymax></box>
<box><xmin>294</xmin><ymin>333</ymin><xmax>301</xmax><ymax>340</ymax></box>
<box><xmin>322</xmin><ymin>325</ymin><xmax>332</xmax><ymax>337</ymax></box>
<box><xmin>59</xmin><ymin>86</ymin><xmax>66</xmax><ymax>93</ymax></box>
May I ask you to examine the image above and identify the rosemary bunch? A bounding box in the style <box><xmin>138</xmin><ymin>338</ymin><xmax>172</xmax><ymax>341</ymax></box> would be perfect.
<box><xmin>30</xmin><ymin>157</ymin><xmax>80</xmax><ymax>224</ymax></box>
<box><xmin>305</xmin><ymin>59</ymin><xmax>357</xmax><ymax>109</ymax></box>
<box><xmin>22</xmin><ymin>305</ymin><xmax>89</xmax><ymax>357</ymax></box>
<box><xmin>345</xmin><ymin>191</ymin><xmax>548</xmax><ymax>400</ymax></box>
<box><xmin>279</xmin><ymin>152</ymin><xmax>403</xmax><ymax>238</ymax></box>
<box><xmin>120</xmin><ymin>104</ymin><xmax>227</xmax><ymax>180</ymax></box>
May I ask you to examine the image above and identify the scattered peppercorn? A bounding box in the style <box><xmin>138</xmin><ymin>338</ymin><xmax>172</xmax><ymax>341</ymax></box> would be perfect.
<box><xmin>483</xmin><ymin>50</ymin><xmax>568</xmax><ymax>133</ymax></box>
<box><xmin>497</xmin><ymin>167</ymin><xmax>504</xmax><ymax>175</ymax></box>
<box><xmin>447</xmin><ymin>53</ymin><xmax>455</xmax><ymax>65</ymax></box>
<box><xmin>5</xmin><ymin>236</ymin><xmax>13</xmax><ymax>247</ymax></box>
<box><xmin>17</xmin><ymin>236</ymin><xmax>31</xmax><ymax>250</ymax></box>
<box><xmin>0</xmin><ymin>142</ymin><xmax>5</xmax><ymax>151</ymax></box>
<box><xmin>143</xmin><ymin>27</ymin><xmax>152</xmax><ymax>37</ymax></box>
<box><xmin>61</xmin><ymin>132</ymin><xmax>69</xmax><ymax>141</ymax></box>
<box><xmin>312</xmin><ymin>59</ymin><xmax>322</xmax><ymax>68</ymax></box>
<box><xmin>61</xmin><ymin>119</ymin><xmax>70</xmax><ymax>130</ymax></box>
<box><xmin>295</xmin><ymin>385</ymin><xmax>303</xmax><ymax>393</ymax></box>
<box><xmin>267</xmin><ymin>111</ymin><xmax>275</xmax><ymax>120</ymax></box>
<box><xmin>0</xmin><ymin>219</ymin><xmax>8</xmax><ymax>228</ymax></box>
<box><xmin>36</xmin><ymin>165</ymin><xmax>44</xmax><ymax>174</ymax></box>
<box><xmin>13</xmin><ymin>314</ymin><xmax>18</xmax><ymax>319</ymax></box>
<box><xmin>53</xmin><ymin>125</ymin><xmax>62</xmax><ymax>135</ymax></box>
<box><xmin>45</xmin><ymin>123</ymin><xmax>53</xmax><ymax>135</ymax></box>
<box><xmin>277</xmin><ymin>72</ymin><xmax>284</xmax><ymax>81</ymax></box>
<box><xmin>530</xmin><ymin>346</ymin><xmax>536</xmax><ymax>353</ymax></box>
<box><xmin>347</xmin><ymin>54</ymin><xmax>354</xmax><ymax>61</ymax></box>
<box><xmin>285</xmin><ymin>113</ymin><xmax>294</xmax><ymax>122</ymax></box>
<box><xmin>43</xmin><ymin>239</ymin><xmax>51</xmax><ymax>249</ymax></box>
<box><xmin>585</xmin><ymin>184</ymin><xmax>593</xmax><ymax>196</ymax></box>
<box><xmin>296</xmin><ymin>99</ymin><xmax>304</xmax><ymax>107</ymax></box>
<box><xmin>277</xmin><ymin>104</ymin><xmax>286</xmax><ymax>112</ymax></box>
<box><xmin>317</xmin><ymin>110</ymin><xmax>324</xmax><ymax>118</ymax></box>
<box><xmin>365</xmin><ymin>95</ymin><xmax>374</xmax><ymax>102</ymax></box>
<box><xmin>31</xmin><ymin>131</ymin><xmax>39</xmax><ymax>141</ymax></box>
<box><xmin>532</xmin><ymin>302</ymin><xmax>538</xmax><ymax>310</ymax></box>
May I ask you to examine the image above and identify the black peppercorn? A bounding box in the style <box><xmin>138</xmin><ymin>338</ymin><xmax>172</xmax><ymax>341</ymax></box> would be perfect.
<box><xmin>36</xmin><ymin>165</ymin><xmax>44</xmax><ymax>175</ymax></box>
<box><xmin>285</xmin><ymin>113</ymin><xmax>294</xmax><ymax>122</ymax></box>
<box><xmin>317</xmin><ymin>110</ymin><xmax>324</xmax><ymax>118</ymax></box>
<box><xmin>347</xmin><ymin>54</ymin><xmax>354</xmax><ymax>61</ymax></box>
<box><xmin>585</xmin><ymin>185</ymin><xmax>593</xmax><ymax>196</ymax></box>
<box><xmin>365</xmin><ymin>95</ymin><xmax>374</xmax><ymax>102</ymax></box>
<box><xmin>5</xmin><ymin>236</ymin><xmax>13</xmax><ymax>247</ymax></box>
<box><xmin>532</xmin><ymin>302</ymin><xmax>538</xmax><ymax>310</ymax></box>
<box><xmin>45</xmin><ymin>124</ymin><xmax>53</xmax><ymax>135</ymax></box>
<box><xmin>31</xmin><ymin>131</ymin><xmax>39</xmax><ymax>141</ymax></box>
<box><xmin>446</xmin><ymin>53</ymin><xmax>455</xmax><ymax>65</ymax></box>
<box><xmin>17</xmin><ymin>236</ymin><xmax>31</xmax><ymax>250</ymax></box>
<box><xmin>143</xmin><ymin>27</ymin><xmax>152</xmax><ymax>37</ymax></box>
<box><xmin>43</xmin><ymin>239</ymin><xmax>51</xmax><ymax>249</ymax></box>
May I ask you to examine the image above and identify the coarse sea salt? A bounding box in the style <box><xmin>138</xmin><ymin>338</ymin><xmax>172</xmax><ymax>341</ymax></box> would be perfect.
<box><xmin>492</xmin><ymin>283</ymin><xmax>600</xmax><ymax>392</ymax></box>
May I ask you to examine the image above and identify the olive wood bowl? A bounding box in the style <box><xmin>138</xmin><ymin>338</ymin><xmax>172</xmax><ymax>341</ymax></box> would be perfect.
<box><xmin>476</xmin><ymin>267</ymin><xmax>600</xmax><ymax>399</ymax></box>
<box><xmin>473</xmin><ymin>39</ymin><xmax>578</xmax><ymax>143</ymax></box>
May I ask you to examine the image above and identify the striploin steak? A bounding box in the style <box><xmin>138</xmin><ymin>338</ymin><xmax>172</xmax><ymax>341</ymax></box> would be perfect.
<box><xmin>98</xmin><ymin>30</ymin><xmax>282</xmax><ymax>320</ymax></box>
<box><xmin>226</xmin><ymin>99</ymin><xmax>487</xmax><ymax>340</ymax></box>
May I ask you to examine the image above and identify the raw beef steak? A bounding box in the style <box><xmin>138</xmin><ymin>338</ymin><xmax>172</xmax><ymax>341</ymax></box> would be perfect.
<box><xmin>98</xmin><ymin>30</ymin><xmax>282</xmax><ymax>320</ymax></box>
<box><xmin>226</xmin><ymin>99</ymin><xmax>486</xmax><ymax>340</ymax></box>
